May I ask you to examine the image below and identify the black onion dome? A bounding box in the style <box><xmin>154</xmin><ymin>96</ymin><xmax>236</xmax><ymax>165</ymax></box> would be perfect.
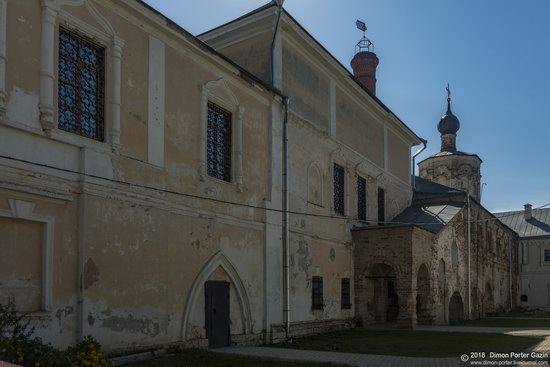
<box><xmin>437</xmin><ymin>98</ymin><xmax>460</xmax><ymax>135</ymax></box>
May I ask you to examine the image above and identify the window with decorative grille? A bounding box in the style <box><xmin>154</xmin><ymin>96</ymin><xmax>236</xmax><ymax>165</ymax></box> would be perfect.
<box><xmin>58</xmin><ymin>27</ymin><xmax>105</xmax><ymax>141</ymax></box>
<box><xmin>207</xmin><ymin>102</ymin><xmax>232</xmax><ymax>182</ymax></box>
<box><xmin>357</xmin><ymin>176</ymin><xmax>366</xmax><ymax>221</ymax></box>
<box><xmin>341</xmin><ymin>278</ymin><xmax>351</xmax><ymax>309</ymax></box>
<box><xmin>333</xmin><ymin>164</ymin><xmax>345</xmax><ymax>215</ymax></box>
<box><xmin>377</xmin><ymin>187</ymin><xmax>385</xmax><ymax>225</ymax></box>
<box><xmin>312</xmin><ymin>276</ymin><xmax>324</xmax><ymax>310</ymax></box>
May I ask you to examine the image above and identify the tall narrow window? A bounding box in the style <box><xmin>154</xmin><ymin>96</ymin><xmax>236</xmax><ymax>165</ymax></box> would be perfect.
<box><xmin>545</xmin><ymin>249</ymin><xmax>550</xmax><ymax>262</ymax></box>
<box><xmin>333</xmin><ymin>164</ymin><xmax>345</xmax><ymax>215</ymax></box>
<box><xmin>207</xmin><ymin>102</ymin><xmax>232</xmax><ymax>182</ymax></box>
<box><xmin>312</xmin><ymin>276</ymin><xmax>324</xmax><ymax>310</ymax></box>
<box><xmin>377</xmin><ymin>187</ymin><xmax>385</xmax><ymax>225</ymax></box>
<box><xmin>58</xmin><ymin>27</ymin><xmax>105</xmax><ymax>141</ymax></box>
<box><xmin>387</xmin><ymin>280</ymin><xmax>397</xmax><ymax>298</ymax></box>
<box><xmin>341</xmin><ymin>278</ymin><xmax>351</xmax><ymax>309</ymax></box>
<box><xmin>357</xmin><ymin>176</ymin><xmax>367</xmax><ymax>221</ymax></box>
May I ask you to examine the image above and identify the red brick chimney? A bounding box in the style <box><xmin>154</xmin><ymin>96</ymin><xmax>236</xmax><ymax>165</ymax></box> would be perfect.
<box><xmin>351</xmin><ymin>51</ymin><xmax>379</xmax><ymax>95</ymax></box>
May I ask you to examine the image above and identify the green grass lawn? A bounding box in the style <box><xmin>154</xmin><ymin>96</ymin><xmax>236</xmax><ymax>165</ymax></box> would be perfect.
<box><xmin>464</xmin><ymin>318</ymin><xmax>550</xmax><ymax>328</ymax></box>
<box><xmin>273</xmin><ymin>328</ymin><xmax>540</xmax><ymax>358</ymax></box>
<box><xmin>126</xmin><ymin>349</ymin><xmax>349</xmax><ymax>367</ymax></box>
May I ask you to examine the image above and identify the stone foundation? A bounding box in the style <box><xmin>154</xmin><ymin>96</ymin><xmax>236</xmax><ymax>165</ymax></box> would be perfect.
<box><xmin>269</xmin><ymin>318</ymin><xmax>354</xmax><ymax>344</ymax></box>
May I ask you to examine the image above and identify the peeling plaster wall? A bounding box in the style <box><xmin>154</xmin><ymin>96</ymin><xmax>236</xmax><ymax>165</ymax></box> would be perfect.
<box><xmin>82</xmin><ymin>196</ymin><xmax>266</xmax><ymax>348</ymax></box>
<box><xmin>0</xmin><ymin>191</ymin><xmax>80</xmax><ymax>349</ymax></box>
<box><xmin>1</xmin><ymin>0</ymin><xmax>280</xmax><ymax>352</ymax></box>
<box><xmin>278</xmin><ymin>29</ymin><xmax>414</xmax><ymax>334</ymax></box>
<box><xmin>200</xmin><ymin>9</ymin><xmax>420</xmax><ymax>336</ymax></box>
<box><xmin>0</xmin><ymin>217</ymin><xmax>44</xmax><ymax>311</ymax></box>
<box><xmin>288</xmin><ymin>234</ymin><xmax>354</xmax><ymax>322</ymax></box>
<box><xmin>5</xmin><ymin>1</ymin><xmax>41</xmax><ymax>131</ymax></box>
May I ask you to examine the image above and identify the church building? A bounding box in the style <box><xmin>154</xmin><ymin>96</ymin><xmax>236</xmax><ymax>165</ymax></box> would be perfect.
<box><xmin>353</xmin><ymin>88</ymin><xmax>519</xmax><ymax>326</ymax></box>
<box><xmin>0</xmin><ymin>0</ymin><xmax>519</xmax><ymax>353</ymax></box>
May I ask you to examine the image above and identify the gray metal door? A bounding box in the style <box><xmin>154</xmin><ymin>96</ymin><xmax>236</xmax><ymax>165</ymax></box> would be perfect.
<box><xmin>205</xmin><ymin>281</ymin><xmax>230</xmax><ymax>348</ymax></box>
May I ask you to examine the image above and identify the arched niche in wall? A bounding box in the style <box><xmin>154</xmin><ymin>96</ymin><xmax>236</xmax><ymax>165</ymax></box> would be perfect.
<box><xmin>451</xmin><ymin>240</ymin><xmax>459</xmax><ymax>269</ymax></box>
<box><xmin>307</xmin><ymin>162</ymin><xmax>323</xmax><ymax>207</ymax></box>
<box><xmin>181</xmin><ymin>251</ymin><xmax>252</xmax><ymax>341</ymax></box>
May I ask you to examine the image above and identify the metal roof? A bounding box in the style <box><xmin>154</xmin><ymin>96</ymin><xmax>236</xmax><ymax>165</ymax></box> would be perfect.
<box><xmin>494</xmin><ymin>208</ymin><xmax>550</xmax><ymax>238</ymax></box>
<box><xmin>391</xmin><ymin>201</ymin><xmax>465</xmax><ymax>234</ymax></box>
<box><xmin>414</xmin><ymin>176</ymin><xmax>465</xmax><ymax>199</ymax></box>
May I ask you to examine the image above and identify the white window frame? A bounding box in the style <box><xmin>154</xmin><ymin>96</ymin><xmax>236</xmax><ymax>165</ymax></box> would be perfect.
<box><xmin>39</xmin><ymin>0</ymin><xmax>124</xmax><ymax>152</ymax></box>
<box><xmin>199</xmin><ymin>78</ymin><xmax>244</xmax><ymax>191</ymax></box>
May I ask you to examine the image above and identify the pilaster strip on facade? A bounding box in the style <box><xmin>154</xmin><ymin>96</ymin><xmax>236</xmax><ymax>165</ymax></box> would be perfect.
<box><xmin>39</xmin><ymin>0</ymin><xmax>58</xmax><ymax>133</ymax></box>
<box><xmin>0</xmin><ymin>0</ymin><xmax>7</xmax><ymax>119</ymax></box>
<box><xmin>235</xmin><ymin>106</ymin><xmax>244</xmax><ymax>191</ymax></box>
<box><xmin>147</xmin><ymin>35</ymin><xmax>165</xmax><ymax>166</ymax></box>
<box><xmin>199</xmin><ymin>87</ymin><xmax>208</xmax><ymax>180</ymax></box>
<box><xmin>109</xmin><ymin>38</ymin><xmax>123</xmax><ymax>152</ymax></box>
<box><xmin>329</xmin><ymin>79</ymin><xmax>336</xmax><ymax>137</ymax></box>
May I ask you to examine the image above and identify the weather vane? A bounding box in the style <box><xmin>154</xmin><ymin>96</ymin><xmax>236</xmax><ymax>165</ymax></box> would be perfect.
<box><xmin>355</xmin><ymin>19</ymin><xmax>373</xmax><ymax>54</ymax></box>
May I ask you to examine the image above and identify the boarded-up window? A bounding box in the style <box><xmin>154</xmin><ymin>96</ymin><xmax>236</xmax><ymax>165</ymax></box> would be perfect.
<box><xmin>0</xmin><ymin>218</ymin><xmax>43</xmax><ymax>311</ymax></box>
<box><xmin>312</xmin><ymin>276</ymin><xmax>324</xmax><ymax>310</ymax></box>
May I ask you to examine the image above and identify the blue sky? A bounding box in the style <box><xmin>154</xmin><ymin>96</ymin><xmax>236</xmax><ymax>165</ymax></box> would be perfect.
<box><xmin>144</xmin><ymin>0</ymin><xmax>550</xmax><ymax>212</ymax></box>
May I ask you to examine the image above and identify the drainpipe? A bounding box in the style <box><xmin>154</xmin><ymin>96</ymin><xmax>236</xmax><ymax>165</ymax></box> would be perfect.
<box><xmin>282</xmin><ymin>97</ymin><xmax>290</xmax><ymax>340</ymax></box>
<box><xmin>77</xmin><ymin>152</ymin><xmax>88</xmax><ymax>343</ymax></box>
<box><xmin>270</xmin><ymin>0</ymin><xmax>291</xmax><ymax>341</ymax></box>
<box><xmin>467</xmin><ymin>194</ymin><xmax>471</xmax><ymax>320</ymax></box>
<box><xmin>411</xmin><ymin>139</ymin><xmax>427</xmax><ymax>189</ymax></box>
<box><xmin>270</xmin><ymin>1</ymin><xmax>284</xmax><ymax>86</ymax></box>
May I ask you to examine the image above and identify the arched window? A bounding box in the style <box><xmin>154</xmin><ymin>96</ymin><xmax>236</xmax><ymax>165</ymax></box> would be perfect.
<box><xmin>520</xmin><ymin>294</ymin><xmax>528</xmax><ymax>302</ymax></box>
